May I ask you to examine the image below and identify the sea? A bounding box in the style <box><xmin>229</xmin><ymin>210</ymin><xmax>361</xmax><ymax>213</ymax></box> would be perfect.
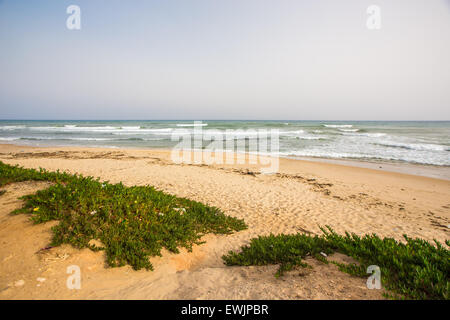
<box><xmin>0</xmin><ymin>120</ymin><xmax>449</xmax><ymax>167</ymax></box>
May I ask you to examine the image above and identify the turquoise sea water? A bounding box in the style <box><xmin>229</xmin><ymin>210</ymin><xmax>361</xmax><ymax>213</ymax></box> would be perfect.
<box><xmin>0</xmin><ymin>120</ymin><xmax>449</xmax><ymax>166</ymax></box>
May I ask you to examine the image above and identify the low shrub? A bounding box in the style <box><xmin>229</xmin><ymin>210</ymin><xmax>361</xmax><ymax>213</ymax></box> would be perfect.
<box><xmin>223</xmin><ymin>227</ymin><xmax>449</xmax><ymax>300</ymax></box>
<box><xmin>0</xmin><ymin>161</ymin><xmax>247</xmax><ymax>270</ymax></box>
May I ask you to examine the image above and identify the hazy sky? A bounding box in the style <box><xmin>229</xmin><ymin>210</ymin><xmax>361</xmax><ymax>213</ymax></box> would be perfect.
<box><xmin>0</xmin><ymin>0</ymin><xmax>449</xmax><ymax>120</ymax></box>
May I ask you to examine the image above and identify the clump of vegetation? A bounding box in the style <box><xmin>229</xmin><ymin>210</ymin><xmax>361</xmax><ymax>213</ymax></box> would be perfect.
<box><xmin>223</xmin><ymin>227</ymin><xmax>449</xmax><ymax>300</ymax></box>
<box><xmin>0</xmin><ymin>162</ymin><xmax>73</xmax><ymax>187</ymax></box>
<box><xmin>0</xmin><ymin>161</ymin><xmax>247</xmax><ymax>270</ymax></box>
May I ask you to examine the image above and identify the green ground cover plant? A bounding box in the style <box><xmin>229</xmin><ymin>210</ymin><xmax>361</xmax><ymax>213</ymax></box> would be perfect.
<box><xmin>222</xmin><ymin>227</ymin><xmax>450</xmax><ymax>300</ymax></box>
<box><xmin>0</xmin><ymin>161</ymin><xmax>247</xmax><ymax>270</ymax></box>
<box><xmin>2</xmin><ymin>161</ymin><xmax>448</xmax><ymax>299</ymax></box>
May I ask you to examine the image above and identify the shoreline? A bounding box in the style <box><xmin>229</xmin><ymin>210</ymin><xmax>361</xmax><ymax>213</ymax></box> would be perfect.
<box><xmin>1</xmin><ymin>142</ymin><xmax>449</xmax><ymax>181</ymax></box>
<box><xmin>286</xmin><ymin>155</ymin><xmax>450</xmax><ymax>181</ymax></box>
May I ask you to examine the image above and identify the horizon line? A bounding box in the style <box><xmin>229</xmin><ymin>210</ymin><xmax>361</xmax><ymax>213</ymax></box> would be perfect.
<box><xmin>1</xmin><ymin>119</ymin><xmax>450</xmax><ymax>122</ymax></box>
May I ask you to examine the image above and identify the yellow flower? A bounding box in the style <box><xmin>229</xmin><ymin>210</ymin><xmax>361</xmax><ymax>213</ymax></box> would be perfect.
<box><xmin>33</xmin><ymin>207</ymin><xmax>40</xmax><ymax>211</ymax></box>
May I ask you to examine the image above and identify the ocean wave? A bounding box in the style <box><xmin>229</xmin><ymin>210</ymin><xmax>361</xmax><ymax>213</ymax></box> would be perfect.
<box><xmin>0</xmin><ymin>136</ymin><xmax>149</xmax><ymax>142</ymax></box>
<box><xmin>112</xmin><ymin>128</ymin><xmax>174</xmax><ymax>135</ymax></box>
<box><xmin>63</xmin><ymin>125</ymin><xmax>143</xmax><ymax>130</ymax></box>
<box><xmin>280</xmin><ymin>136</ymin><xmax>323</xmax><ymax>141</ymax></box>
<box><xmin>294</xmin><ymin>136</ymin><xmax>324</xmax><ymax>140</ymax></box>
<box><xmin>0</xmin><ymin>136</ymin><xmax>163</xmax><ymax>142</ymax></box>
<box><xmin>340</xmin><ymin>132</ymin><xmax>386</xmax><ymax>138</ymax></box>
<box><xmin>364</xmin><ymin>133</ymin><xmax>387</xmax><ymax>138</ymax></box>
<box><xmin>176</xmin><ymin>123</ymin><xmax>208</xmax><ymax>127</ymax></box>
<box><xmin>119</xmin><ymin>126</ymin><xmax>141</xmax><ymax>130</ymax></box>
<box><xmin>67</xmin><ymin>137</ymin><xmax>140</xmax><ymax>141</ymax></box>
<box><xmin>25</xmin><ymin>126</ymin><xmax>177</xmax><ymax>135</ymax></box>
<box><xmin>278</xmin><ymin>150</ymin><xmax>449</xmax><ymax>166</ymax></box>
<box><xmin>0</xmin><ymin>137</ymin><xmax>20</xmax><ymax>141</ymax></box>
<box><xmin>284</xmin><ymin>129</ymin><xmax>305</xmax><ymax>134</ymax></box>
<box><xmin>279</xmin><ymin>150</ymin><xmax>370</xmax><ymax>159</ymax></box>
<box><xmin>172</xmin><ymin>129</ymin><xmax>306</xmax><ymax>137</ymax></box>
<box><xmin>29</xmin><ymin>126</ymin><xmax>119</xmax><ymax>132</ymax></box>
<box><xmin>339</xmin><ymin>128</ymin><xmax>359</xmax><ymax>132</ymax></box>
<box><xmin>0</xmin><ymin>126</ymin><xmax>26</xmax><ymax>130</ymax></box>
<box><xmin>374</xmin><ymin>141</ymin><xmax>449</xmax><ymax>152</ymax></box>
<box><xmin>323</xmin><ymin>124</ymin><xmax>353</xmax><ymax>128</ymax></box>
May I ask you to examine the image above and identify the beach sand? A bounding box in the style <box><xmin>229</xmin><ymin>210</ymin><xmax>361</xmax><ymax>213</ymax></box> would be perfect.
<box><xmin>0</xmin><ymin>144</ymin><xmax>449</xmax><ymax>299</ymax></box>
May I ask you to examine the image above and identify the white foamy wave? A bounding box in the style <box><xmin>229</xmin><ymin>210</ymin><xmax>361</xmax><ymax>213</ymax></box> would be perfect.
<box><xmin>5</xmin><ymin>136</ymin><xmax>165</xmax><ymax>142</ymax></box>
<box><xmin>297</xmin><ymin>136</ymin><xmax>323</xmax><ymax>140</ymax></box>
<box><xmin>112</xmin><ymin>128</ymin><xmax>174</xmax><ymax>135</ymax></box>
<box><xmin>278</xmin><ymin>149</ymin><xmax>449</xmax><ymax>166</ymax></box>
<box><xmin>281</xmin><ymin>130</ymin><xmax>305</xmax><ymax>137</ymax></box>
<box><xmin>201</xmin><ymin>130</ymin><xmax>260</xmax><ymax>139</ymax></box>
<box><xmin>288</xmin><ymin>130</ymin><xmax>305</xmax><ymax>134</ymax></box>
<box><xmin>279</xmin><ymin>150</ymin><xmax>369</xmax><ymax>159</ymax></box>
<box><xmin>0</xmin><ymin>126</ymin><xmax>26</xmax><ymax>130</ymax></box>
<box><xmin>0</xmin><ymin>137</ymin><xmax>20</xmax><ymax>141</ymax></box>
<box><xmin>365</xmin><ymin>133</ymin><xmax>387</xmax><ymax>138</ymax></box>
<box><xmin>119</xmin><ymin>126</ymin><xmax>141</xmax><ymax>130</ymax></box>
<box><xmin>16</xmin><ymin>137</ymin><xmax>120</xmax><ymax>141</ymax></box>
<box><xmin>27</xmin><ymin>126</ymin><xmax>177</xmax><ymax>134</ymax></box>
<box><xmin>65</xmin><ymin>137</ymin><xmax>116</xmax><ymax>141</ymax></box>
<box><xmin>167</xmin><ymin>129</ymin><xmax>317</xmax><ymax>141</ymax></box>
<box><xmin>341</xmin><ymin>132</ymin><xmax>386</xmax><ymax>138</ymax></box>
<box><xmin>339</xmin><ymin>128</ymin><xmax>359</xmax><ymax>132</ymax></box>
<box><xmin>323</xmin><ymin>124</ymin><xmax>353</xmax><ymax>128</ymax></box>
<box><xmin>176</xmin><ymin>123</ymin><xmax>208</xmax><ymax>127</ymax></box>
<box><xmin>29</xmin><ymin>126</ymin><xmax>119</xmax><ymax>132</ymax></box>
<box><xmin>285</xmin><ymin>130</ymin><xmax>323</xmax><ymax>140</ymax></box>
<box><xmin>376</xmin><ymin>141</ymin><xmax>449</xmax><ymax>152</ymax></box>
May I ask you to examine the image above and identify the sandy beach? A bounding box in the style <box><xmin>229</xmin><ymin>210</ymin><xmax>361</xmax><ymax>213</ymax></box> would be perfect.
<box><xmin>0</xmin><ymin>143</ymin><xmax>449</xmax><ymax>300</ymax></box>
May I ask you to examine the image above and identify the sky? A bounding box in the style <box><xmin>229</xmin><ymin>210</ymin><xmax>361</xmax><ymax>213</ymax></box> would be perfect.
<box><xmin>0</xmin><ymin>0</ymin><xmax>449</xmax><ymax>120</ymax></box>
